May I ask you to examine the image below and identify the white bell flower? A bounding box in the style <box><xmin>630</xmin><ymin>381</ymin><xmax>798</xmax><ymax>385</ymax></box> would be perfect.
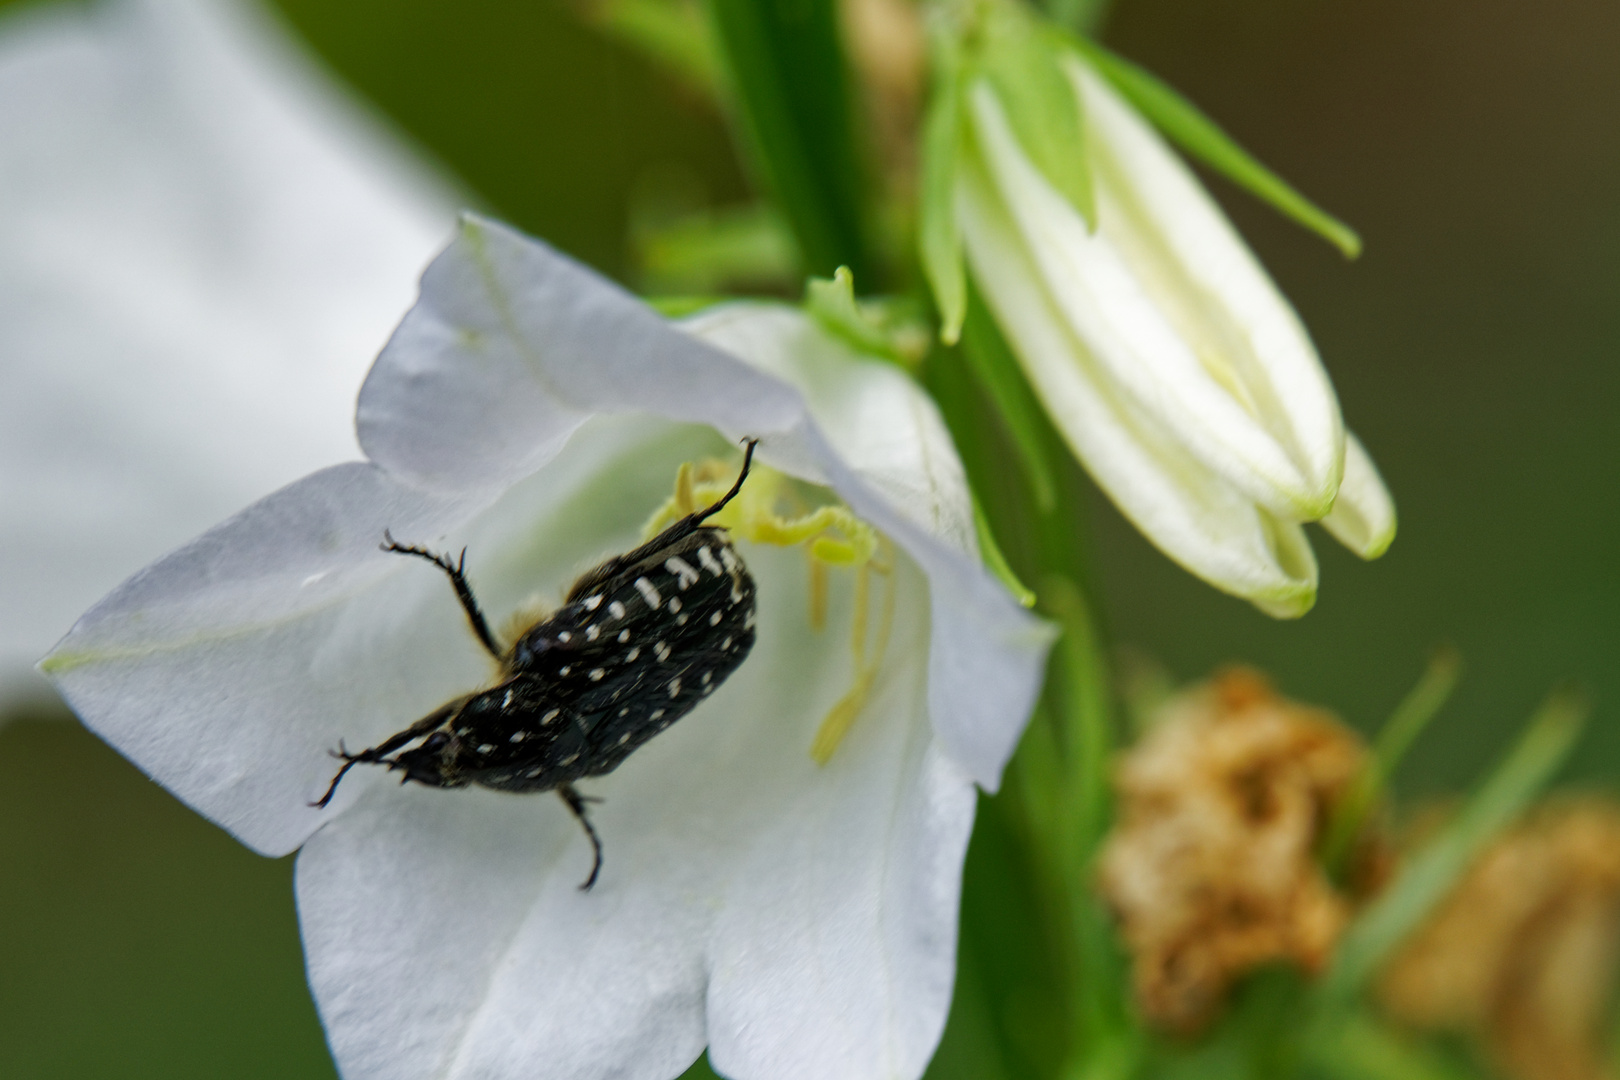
<box><xmin>42</xmin><ymin>217</ymin><xmax>1053</xmax><ymax>1080</ymax></box>
<box><xmin>0</xmin><ymin>0</ymin><xmax>454</xmax><ymax>704</ymax></box>
<box><xmin>956</xmin><ymin>54</ymin><xmax>1395</xmax><ymax>617</ymax></box>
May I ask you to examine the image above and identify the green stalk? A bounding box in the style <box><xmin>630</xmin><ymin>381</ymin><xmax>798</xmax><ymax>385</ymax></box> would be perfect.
<box><xmin>705</xmin><ymin>0</ymin><xmax>874</xmax><ymax>281</ymax></box>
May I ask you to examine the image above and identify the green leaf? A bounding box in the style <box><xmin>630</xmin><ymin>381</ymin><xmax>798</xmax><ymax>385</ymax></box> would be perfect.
<box><xmin>978</xmin><ymin>7</ymin><xmax>1095</xmax><ymax>227</ymax></box>
<box><xmin>1317</xmin><ymin>689</ymin><xmax>1588</xmax><ymax>1011</ymax></box>
<box><xmin>1319</xmin><ymin>647</ymin><xmax>1462</xmax><ymax>875</ymax></box>
<box><xmin>920</xmin><ymin>34</ymin><xmax>967</xmax><ymax>344</ymax></box>
<box><xmin>706</xmin><ymin>0</ymin><xmax>874</xmax><ymax>281</ymax></box>
<box><xmin>973</xmin><ymin>497</ymin><xmax>1037</xmax><ymax>608</ymax></box>
<box><xmin>1305</xmin><ymin>1013</ymin><xmax>1480</xmax><ymax>1080</ymax></box>
<box><xmin>959</xmin><ymin>293</ymin><xmax>1061</xmax><ymax>514</ymax></box>
<box><xmin>1070</xmin><ymin>38</ymin><xmax>1363</xmax><ymax>259</ymax></box>
<box><xmin>636</xmin><ymin>202</ymin><xmax>799</xmax><ymax>294</ymax></box>
<box><xmin>584</xmin><ymin>0</ymin><xmax>721</xmax><ymax>98</ymax></box>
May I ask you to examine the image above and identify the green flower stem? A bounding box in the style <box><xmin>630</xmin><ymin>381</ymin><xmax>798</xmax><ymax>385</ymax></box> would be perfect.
<box><xmin>925</xmin><ymin>296</ymin><xmax>1138</xmax><ymax>1080</ymax></box>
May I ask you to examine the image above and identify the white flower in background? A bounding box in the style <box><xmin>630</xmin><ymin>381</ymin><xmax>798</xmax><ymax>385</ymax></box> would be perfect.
<box><xmin>43</xmin><ymin>218</ymin><xmax>1053</xmax><ymax>1080</ymax></box>
<box><xmin>955</xmin><ymin>54</ymin><xmax>1395</xmax><ymax>618</ymax></box>
<box><xmin>0</xmin><ymin>0</ymin><xmax>455</xmax><ymax>704</ymax></box>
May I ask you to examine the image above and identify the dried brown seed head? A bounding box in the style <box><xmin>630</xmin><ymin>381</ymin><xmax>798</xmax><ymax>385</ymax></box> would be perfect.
<box><xmin>1380</xmin><ymin>797</ymin><xmax>1620</xmax><ymax>1080</ymax></box>
<box><xmin>1098</xmin><ymin>667</ymin><xmax>1373</xmax><ymax>1033</ymax></box>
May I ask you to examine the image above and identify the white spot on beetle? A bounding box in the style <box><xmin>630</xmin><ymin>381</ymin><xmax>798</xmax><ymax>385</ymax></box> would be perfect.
<box><xmin>584</xmin><ymin>624</ymin><xmax>600</xmax><ymax>641</ymax></box>
<box><xmin>709</xmin><ymin>610</ymin><xmax>723</xmax><ymax>626</ymax></box>
<box><xmin>558</xmin><ymin>631</ymin><xmax>572</xmax><ymax>643</ymax></box>
<box><xmin>509</xmin><ymin>731</ymin><xmax>527</xmax><ymax>743</ymax></box>
<box><xmin>502</xmin><ymin>689</ymin><xmax>514</xmax><ymax>708</ymax></box>
<box><xmin>608</xmin><ymin>600</ymin><xmax>627</xmax><ymax>620</ymax></box>
<box><xmin>651</xmin><ymin>709</ymin><xmax>666</xmax><ymax>720</ymax></box>
<box><xmin>589</xmin><ymin>668</ymin><xmax>605</xmax><ymax>682</ymax></box>
<box><xmin>477</xmin><ymin>744</ymin><xmax>495</xmax><ymax>754</ymax></box>
<box><xmin>542</xmin><ymin>709</ymin><xmax>560</xmax><ymax>725</ymax></box>
<box><xmin>634</xmin><ymin>577</ymin><xmax>662</xmax><ymax>609</ymax></box>
<box><xmin>696</xmin><ymin>546</ymin><xmax>723</xmax><ymax>576</ymax></box>
<box><xmin>559</xmin><ymin>665</ymin><xmax>572</xmax><ymax>676</ymax></box>
<box><xmin>668</xmin><ymin>679</ymin><xmax>681</xmax><ymax>698</ymax></box>
<box><xmin>654</xmin><ymin>641</ymin><xmax>670</xmax><ymax>662</ymax></box>
<box><xmin>582</xmin><ymin>595</ymin><xmax>603</xmax><ymax>612</ymax></box>
<box><xmin>666</xmin><ymin>557</ymin><xmax>699</xmax><ymax>589</ymax></box>
<box><xmin>626</xmin><ymin>646</ymin><xmax>641</xmax><ymax>662</ymax></box>
<box><xmin>668</xmin><ymin>596</ymin><xmax>682</xmax><ymax>614</ymax></box>
<box><xmin>618</xmin><ymin>629</ymin><xmax>630</xmax><ymax>643</ymax></box>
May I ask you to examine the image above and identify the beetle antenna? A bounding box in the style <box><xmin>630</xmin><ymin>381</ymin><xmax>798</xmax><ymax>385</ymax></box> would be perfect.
<box><xmin>693</xmin><ymin>437</ymin><xmax>758</xmax><ymax>526</ymax></box>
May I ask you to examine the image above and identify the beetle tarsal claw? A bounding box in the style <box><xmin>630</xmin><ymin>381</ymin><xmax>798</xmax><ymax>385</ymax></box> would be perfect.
<box><xmin>644</xmin><ymin>456</ymin><xmax>892</xmax><ymax>764</ymax></box>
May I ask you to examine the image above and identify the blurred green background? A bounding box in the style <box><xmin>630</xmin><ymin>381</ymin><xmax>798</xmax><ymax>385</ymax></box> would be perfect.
<box><xmin>2</xmin><ymin>0</ymin><xmax>1615</xmax><ymax>1075</ymax></box>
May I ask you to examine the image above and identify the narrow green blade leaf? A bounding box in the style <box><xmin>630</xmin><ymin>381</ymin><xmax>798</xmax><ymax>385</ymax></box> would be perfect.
<box><xmin>707</xmin><ymin>0</ymin><xmax>874</xmax><ymax>280</ymax></box>
<box><xmin>973</xmin><ymin>496</ymin><xmax>1037</xmax><ymax>608</ymax></box>
<box><xmin>1071</xmin><ymin>38</ymin><xmax>1363</xmax><ymax>259</ymax></box>
<box><xmin>1318</xmin><ymin>689</ymin><xmax>1588</xmax><ymax>1010</ymax></box>
<box><xmin>1320</xmin><ymin>647</ymin><xmax>1462</xmax><ymax>874</ymax></box>
<box><xmin>979</xmin><ymin>9</ymin><xmax>1094</xmax><ymax>227</ymax></box>
<box><xmin>920</xmin><ymin>39</ymin><xmax>966</xmax><ymax>344</ymax></box>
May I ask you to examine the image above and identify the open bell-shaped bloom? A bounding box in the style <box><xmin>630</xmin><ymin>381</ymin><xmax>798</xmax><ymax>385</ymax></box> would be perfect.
<box><xmin>42</xmin><ymin>216</ymin><xmax>1053</xmax><ymax>1080</ymax></box>
<box><xmin>0</xmin><ymin>0</ymin><xmax>453</xmax><ymax>704</ymax></box>
<box><xmin>956</xmin><ymin>54</ymin><xmax>1395</xmax><ymax>617</ymax></box>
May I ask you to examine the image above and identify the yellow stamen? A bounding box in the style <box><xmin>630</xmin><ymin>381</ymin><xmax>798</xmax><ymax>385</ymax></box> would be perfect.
<box><xmin>808</xmin><ymin>558</ymin><xmax>829</xmax><ymax>632</ymax></box>
<box><xmin>646</xmin><ymin>454</ymin><xmax>892</xmax><ymax>764</ymax></box>
<box><xmin>674</xmin><ymin>461</ymin><xmax>697</xmax><ymax>516</ymax></box>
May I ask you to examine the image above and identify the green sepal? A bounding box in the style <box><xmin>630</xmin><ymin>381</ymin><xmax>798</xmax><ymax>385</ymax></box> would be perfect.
<box><xmin>919</xmin><ymin>33</ymin><xmax>967</xmax><ymax>345</ymax></box>
<box><xmin>1315</xmin><ymin>687</ymin><xmax>1588</xmax><ymax>1012</ymax></box>
<box><xmin>972</xmin><ymin>496</ymin><xmax>1037</xmax><ymax>608</ymax></box>
<box><xmin>805</xmin><ymin>268</ymin><xmax>929</xmax><ymax>368</ymax></box>
<box><xmin>977</xmin><ymin>5</ymin><xmax>1095</xmax><ymax>228</ymax></box>
<box><xmin>1070</xmin><ymin>37</ymin><xmax>1363</xmax><ymax>258</ymax></box>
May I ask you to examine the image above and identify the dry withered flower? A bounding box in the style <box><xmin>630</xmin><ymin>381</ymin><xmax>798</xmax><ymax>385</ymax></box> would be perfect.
<box><xmin>1098</xmin><ymin>667</ymin><xmax>1372</xmax><ymax>1033</ymax></box>
<box><xmin>1380</xmin><ymin>797</ymin><xmax>1620</xmax><ymax>1080</ymax></box>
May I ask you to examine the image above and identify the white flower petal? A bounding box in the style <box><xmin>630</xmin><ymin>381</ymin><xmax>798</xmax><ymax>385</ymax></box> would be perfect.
<box><xmin>959</xmin><ymin>155</ymin><xmax>1318</xmax><ymax>616</ymax></box>
<box><xmin>1068</xmin><ymin>61</ymin><xmax>1345</xmax><ymax>516</ymax></box>
<box><xmin>680</xmin><ymin>304</ymin><xmax>976</xmax><ymax>557</ymax></box>
<box><xmin>296</xmin><ymin>545</ymin><xmax>970</xmax><ymax>1080</ymax></box>
<box><xmin>1321</xmin><ymin>431</ymin><xmax>1397</xmax><ymax>559</ymax></box>
<box><xmin>46</xmin><ymin>215</ymin><xmax>1052</xmax><ymax>1080</ymax></box>
<box><xmin>42</xmin><ymin>462</ymin><xmax>493</xmax><ymax>855</ymax></box>
<box><xmin>966</xmin><ymin>81</ymin><xmax>1340</xmax><ymax>520</ymax></box>
<box><xmin>360</xmin><ymin>217</ymin><xmax>1052</xmax><ymax>787</ymax></box>
<box><xmin>0</xmin><ymin>0</ymin><xmax>454</xmax><ymax>701</ymax></box>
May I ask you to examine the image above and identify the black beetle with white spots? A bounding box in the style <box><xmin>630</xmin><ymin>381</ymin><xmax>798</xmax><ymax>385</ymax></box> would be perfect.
<box><xmin>314</xmin><ymin>441</ymin><xmax>761</xmax><ymax>889</ymax></box>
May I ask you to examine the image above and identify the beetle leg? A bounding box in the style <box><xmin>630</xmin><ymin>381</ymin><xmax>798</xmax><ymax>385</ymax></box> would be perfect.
<box><xmin>310</xmin><ymin>701</ymin><xmax>458</xmax><ymax>809</ymax></box>
<box><xmin>556</xmin><ymin>782</ymin><xmax>605</xmax><ymax>891</ymax></box>
<box><xmin>381</xmin><ymin>530</ymin><xmax>503</xmax><ymax>660</ymax></box>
